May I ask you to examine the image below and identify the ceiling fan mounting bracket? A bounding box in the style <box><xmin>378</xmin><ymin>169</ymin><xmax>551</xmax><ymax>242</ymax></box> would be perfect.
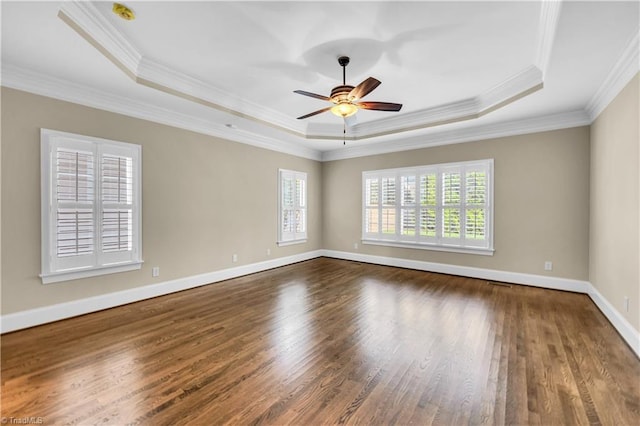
<box><xmin>337</xmin><ymin>56</ymin><xmax>350</xmax><ymax>67</ymax></box>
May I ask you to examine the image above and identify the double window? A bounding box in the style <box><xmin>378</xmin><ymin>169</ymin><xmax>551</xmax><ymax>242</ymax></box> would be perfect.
<box><xmin>278</xmin><ymin>169</ymin><xmax>307</xmax><ymax>245</ymax></box>
<box><xmin>363</xmin><ymin>159</ymin><xmax>493</xmax><ymax>254</ymax></box>
<box><xmin>40</xmin><ymin>129</ymin><xmax>142</xmax><ymax>283</ymax></box>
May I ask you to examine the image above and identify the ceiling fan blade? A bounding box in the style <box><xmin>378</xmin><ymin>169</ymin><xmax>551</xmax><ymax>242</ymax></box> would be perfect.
<box><xmin>349</xmin><ymin>77</ymin><xmax>381</xmax><ymax>100</ymax></box>
<box><xmin>356</xmin><ymin>101</ymin><xmax>403</xmax><ymax>112</ymax></box>
<box><xmin>297</xmin><ymin>106</ymin><xmax>332</xmax><ymax>119</ymax></box>
<box><xmin>293</xmin><ymin>90</ymin><xmax>331</xmax><ymax>101</ymax></box>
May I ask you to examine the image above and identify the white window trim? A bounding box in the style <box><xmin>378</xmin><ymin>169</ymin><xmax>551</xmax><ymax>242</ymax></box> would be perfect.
<box><xmin>361</xmin><ymin>240</ymin><xmax>494</xmax><ymax>256</ymax></box>
<box><xmin>277</xmin><ymin>169</ymin><xmax>307</xmax><ymax>246</ymax></box>
<box><xmin>40</xmin><ymin>129</ymin><xmax>143</xmax><ymax>284</ymax></box>
<box><xmin>362</xmin><ymin>159</ymin><xmax>494</xmax><ymax>255</ymax></box>
<box><xmin>277</xmin><ymin>239</ymin><xmax>307</xmax><ymax>247</ymax></box>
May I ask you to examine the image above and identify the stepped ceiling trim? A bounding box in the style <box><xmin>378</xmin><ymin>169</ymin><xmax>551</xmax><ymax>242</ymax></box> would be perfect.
<box><xmin>1</xmin><ymin>63</ymin><xmax>590</xmax><ymax>163</ymax></box>
<box><xmin>1</xmin><ymin>64</ymin><xmax>321</xmax><ymax>161</ymax></box>
<box><xmin>57</xmin><ymin>0</ymin><xmax>557</xmax><ymax>141</ymax></box>
<box><xmin>3</xmin><ymin>1</ymin><xmax>635</xmax><ymax>161</ymax></box>
<box><xmin>535</xmin><ymin>0</ymin><xmax>562</xmax><ymax>77</ymax></box>
<box><xmin>585</xmin><ymin>30</ymin><xmax>640</xmax><ymax>120</ymax></box>
<box><xmin>321</xmin><ymin>110</ymin><xmax>591</xmax><ymax>161</ymax></box>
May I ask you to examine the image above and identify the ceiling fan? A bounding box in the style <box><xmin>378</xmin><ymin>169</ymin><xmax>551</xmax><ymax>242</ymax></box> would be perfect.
<box><xmin>294</xmin><ymin>56</ymin><xmax>402</xmax><ymax>120</ymax></box>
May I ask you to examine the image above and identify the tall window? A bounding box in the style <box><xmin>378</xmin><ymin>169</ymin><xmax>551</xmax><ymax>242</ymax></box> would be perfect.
<box><xmin>40</xmin><ymin>129</ymin><xmax>142</xmax><ymax>283</ymax></box>
<box><xmin>278</xmin><ymin>169</ymin><xmax>307</xmax><ymax>245</ymax></box>
<box><xmin>363</xmin><ymin>159</ymin><xmax>493</xmax><ymax>254</ymax></box>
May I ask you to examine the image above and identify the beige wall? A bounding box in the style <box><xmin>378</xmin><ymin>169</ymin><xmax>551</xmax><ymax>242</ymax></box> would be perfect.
<box><xmin>0</xmin><ymin>88</ymin><xmax>322</xmax><ymax>314</ymax></box>
<box><xmin>4</xmin><ymin>79</ymin><xmax>635</xmax><ymax>331</ymax></box>
<box><xmin>590</xmin><ymin>73</ymin><xmax>640</xmax><ymax>333</ymax></box>
<box><xmin>0</xmin><ymin>88</ymin><xmax>3</xmax><ymax>314</ymax></box>
<box><xmin>323</xmin><ymin>127</ymin><xmax>591</xmax><ymax>280</ymax></box>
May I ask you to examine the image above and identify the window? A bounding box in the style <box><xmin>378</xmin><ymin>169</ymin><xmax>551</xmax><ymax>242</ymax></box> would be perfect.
<box><xmin>278</xmin><ymin>169</ymin><xmax>307</xmax><ymax>245</ymax></box>
<box><xmin>363</xmin><ymin>159</ymin><xmax>493</xmax><ymax>255</ymax></box>
<box><xmin>40</xmin><ymin>129</ymin><xmax>142</xmax><ymax>283</ymax></box>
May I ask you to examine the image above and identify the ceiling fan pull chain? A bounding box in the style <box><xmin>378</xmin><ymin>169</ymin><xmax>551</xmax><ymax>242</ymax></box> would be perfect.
<box><xmin>343</xmin><ymin>121</ymin><xmax>346</xmax><ymax>145</ymax></box>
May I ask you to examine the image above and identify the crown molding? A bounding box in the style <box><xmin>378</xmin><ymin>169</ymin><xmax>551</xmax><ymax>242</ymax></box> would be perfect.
<box><xmin>58</xmin><ymin>1</ymin><xmax>550</xmax><ymax>142</ymax></box>
<box><xmin>478</xmin><ymin>65</ymin><xmax>543</xmax><ymax>111</ymax></box>
<box><xmin>306</xmin><ymin>0</ymin><xmax>553</xmax><ymax>140</ymax></box>
<box><xmin>321</xmin><ymin>110</ymin><xmax>590</xmax><ymax>162</ymax></box>
<box><xmin>307</xmin><ymin>66</ymin><xmax>543</xmax><ymax>140</ymax></box>
<box><xmin>306</xmin><ymin>97</ymin><xmax>479</xmax><ymax>139</ymax></box>
<box><xmin>58</xmin><ymin>1</ymin><xmax>140</xmax><ymax>78</ymax></box>
<box><xmin>1</xmin><ymin>62</ymin><xmax>590</xmax><ymax>164</ymax></box>
<box><xmin>1</xmin><ymin>64</ymin><xmax>321</xmax><ymax>161</ymax></box>
<box><xmin>135</xmin><ymin>58</ymin><xmax>306</xmax><ymax>137</ymax></box>
<box><xmin>58</xmin><ymin>1</ymin><xmax>307</xmax><ymax>136</ymax></box>
<box><xmin>585</xmin><ymin>30</ymin><xmax>640</xmax><ymax>121</ymax></box>
<box><xmin>535</xmin><ymin>0</ymin><xmax>563</xmax><ymax>77</ymax></box>
<box><xmin>6</xmin><ymin>1</ymin><xmax>631</xmax><ymax>163</ymax></box>
<box><xmin>349</xmin><ymin>98</ymin><xmax>481</xmax><ymax>138</ymax></box>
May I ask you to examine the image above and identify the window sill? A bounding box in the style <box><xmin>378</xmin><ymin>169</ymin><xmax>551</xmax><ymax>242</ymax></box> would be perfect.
<box><xmin>362</xmin><ymin>239</ymin><xmax>494</xmax><ymax>256</ymax></box>
<box><xmin>277</xmin><ymin>239</ymin><xmax>307</xmax><ymax>247</ymax></box>
<box><xmin>40</xmin><ymin>261</ymin><xmax>144</xmax><ymax>284</ymax></box>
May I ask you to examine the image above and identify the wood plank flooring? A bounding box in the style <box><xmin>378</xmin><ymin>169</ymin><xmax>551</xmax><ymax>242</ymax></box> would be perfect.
<box><xmin>1</xmin><ymin>258</ymin><xmax>639</xmax><ymax>425</ymax></box>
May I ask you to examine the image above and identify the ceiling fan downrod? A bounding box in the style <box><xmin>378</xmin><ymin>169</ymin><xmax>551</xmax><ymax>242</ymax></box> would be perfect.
<box><xmin>338</xmin><ymin>56</ymin><xmax>350</xmax><ymax>85</ymax></box>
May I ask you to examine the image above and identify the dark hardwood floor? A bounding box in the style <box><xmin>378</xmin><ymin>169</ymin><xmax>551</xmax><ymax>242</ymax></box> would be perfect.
<box><xmin>1</xmin><ymin>258</ymin><xmax>639</xmax><ymax>425</ymax></box>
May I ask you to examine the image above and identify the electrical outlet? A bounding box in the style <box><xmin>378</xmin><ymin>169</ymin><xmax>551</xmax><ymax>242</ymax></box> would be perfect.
<box><xmin>232</xmin><ymin>254</ymin><xmax>238</xmax><ymax>263</ymax></box>
<box><xmin>152</xmin><ymin>267</ymin><xmax>160</xmax><ymax>277</ymax></box>
<box><xmin>544</xmin><ymin>261</ymin><xmax>553</xmax><ymax>271</ymax></box>
<box><xmin>624</xmin><ymin>296</ymin><xmax>630</xmax><ymax>312</ymax></box>
<box><xmin>354</xmin><ymin>242</ymin><xmax>358</xmax><ymax>250</ymax></box>
<box><xmin>266</xmin><ymin>248</ymin><xmax>271</xmax><ymax>256</ymax></box>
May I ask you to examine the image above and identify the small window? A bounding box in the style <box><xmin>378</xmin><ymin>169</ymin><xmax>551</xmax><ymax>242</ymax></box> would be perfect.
<box><xmin>40</xmin><ymin>129</ymin><xmax>142</xmax><ymax>283</ymax></box>
<box><xmin>278</xmin><ymin>169</ymin><xmax>307</xmax><ymax>245</ymax></box>
<box><xmin>363</xmin><ymin>159</ymin><xmax>494</xmax><ymax>255</ymax></box>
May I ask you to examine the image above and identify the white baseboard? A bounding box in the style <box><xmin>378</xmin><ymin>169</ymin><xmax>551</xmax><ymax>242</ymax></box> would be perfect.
<box><xmin>0</xmin><ymin>250</ymin><xmax>323</xmax><ymax>333</ymax></box>
<box><xmin>321</xmin><ymin>250</ymin><xmax>590</xmax><ymax>293</ymax></box>
<box><xmin>587</xmin><ymin>284</ymin><xmax>640</xmax><ymax>358</ymax></box>
<box><xmin>4</xmin><ymin>249</ymin><xmax>637</xmax><ymax>359</ymax></box>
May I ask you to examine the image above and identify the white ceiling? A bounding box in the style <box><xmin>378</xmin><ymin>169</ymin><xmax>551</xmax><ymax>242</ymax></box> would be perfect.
<box><xmin>1</xmin><ymin>1</ymin><xmax>639</xmax><ymax>160</ymax></box>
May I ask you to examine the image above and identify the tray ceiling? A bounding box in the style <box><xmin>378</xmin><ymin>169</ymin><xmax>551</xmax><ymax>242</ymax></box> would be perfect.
<box><xmin>1</xmin><ymin>1</ymin><xmax>638</xmax><ymax>160</ymax></box>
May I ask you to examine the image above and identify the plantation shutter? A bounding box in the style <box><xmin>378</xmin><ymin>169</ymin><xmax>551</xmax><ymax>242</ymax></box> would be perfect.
<box><xmin>463</xmin><ymin>166</ymin><xmax>488</xmax><ymax>247</ymax></box>
<box><xmin>279</xmin><ymin>169</ymin><xmax>307</xmax><ymax>244</ymax></box>
<box><xmin>295</xmin><ymin>176</ymin><xmax>306</xmax><ymax>237</ymax></box>
<box><xmin>400</xmin><ymin>175</ymin><xmax>416</xmax><ymax>238</ymax></box>
<box><xmin>381</xmin><ymin>176</ymin><xmax>396</xmax><ymax>236</ymax></box>
<box><xmin>54</xmin><ymin>147</ymin><xmax>96</xmax><ymax>271</ymax></box>
<box><xmin>281</xmin><ymin>172</ymin><xmax>294</xmax><ymax>238</ymax></box>
<box><xmin>364</xmin><ymin>177</ymin><xmax>380</xmax><ymax>236</ymax></box>
<box><xmin>419</xmin><ymin>173</ymin><xmax>437</xmax><ymax>241</ymax></box>
<box><xmin>41</xmin><ymin>129</ymin><xmax>142</xmax><ymax>283</ymax></box>
<box><xmin>101</xmin><ymin>153</ymin><xmax>135</xmax><ymax>263</ymax></box>
<box><xmin>362</xmin><ymin>159</ymin><xmax>493</xmax><ymax>254</ymax></box>
<box><xmin>441</xmin><ymin>168</ymin><xmax>462</xmax><ymax>242</ymax></box>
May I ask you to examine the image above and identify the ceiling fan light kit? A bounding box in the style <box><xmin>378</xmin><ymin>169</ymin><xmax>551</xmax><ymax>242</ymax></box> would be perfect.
<box><xmin>331</xmin><ymin>102</ymin><xmax>358</xmax><ymax>118</ymax></box>
<box><xmin>294</xmin><ymin>56</ymin><xmax>402</xmax><ymax>121</ymax></box>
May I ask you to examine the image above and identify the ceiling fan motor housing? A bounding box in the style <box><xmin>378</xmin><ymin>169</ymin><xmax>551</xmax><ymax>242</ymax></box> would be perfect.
<box><xmin>330</xmin><ymin>85</ymin><xmax>355</xmax><ymax>103</ymax></box>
